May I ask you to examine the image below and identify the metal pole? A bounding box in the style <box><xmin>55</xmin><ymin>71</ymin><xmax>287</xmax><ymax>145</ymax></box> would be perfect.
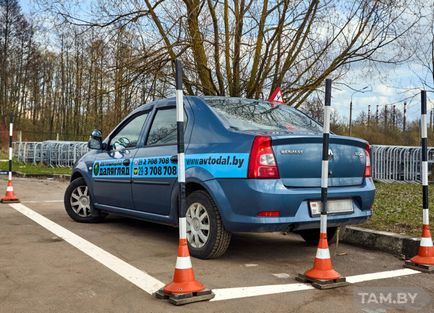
<box><xmin>176</xmin><ymin>60</ymin><xmax>187</xmax><ymax>242</ymax></box>
<box><xmin>348</xmin><ymin>100</ymin><xmax>352</xmax><ymax>136</ymax></box>
<box><xmin>321</xmin><ymin>79</ymin><xmax>332</xmax><ymax>235</ymax></box>
<box><xmin>421</xmin><ymin>90</ymin><xmax>429</xmax><ymax>227</ymax></box>
<box><xmin>8</xmin><ymin>113</ymin><xmax>13</xmax><ymax>181</ymax></box>
<box><xmin>431</xmin><ymin>109</ymin><xmax>433</xmax><ymax>132</ymax></box>
<box><xmin>376</xmin><ymin>105</ymin><xmax>379</xmax><ymax>124</ymax></box>
<box><xmin>403</xmin><ymin>102</ymin><xmax>407</xmax><ymax>132</ymax></box>
<box><xmin>367</xmin><ymin>105</ymin><xmax>371</xmax><ymax>127</ymax></box>
<box><xmin>384</xmin><ymin>105</ymin><xmax>388</xmax><ymax>127</ymax></box>
<box><xmin>392</xmin><ymin>105</ymin><xmax>396</xmax><ymax>128</ymax></box>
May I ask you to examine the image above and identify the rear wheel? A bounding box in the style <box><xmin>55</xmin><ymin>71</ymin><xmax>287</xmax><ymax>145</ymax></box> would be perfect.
<box><xmin>297</xmin><ymin>227</ymin><xmax>337</xmax><ymax>245</ymax></box>
<box><xmin>64</xmin><ymin>177</ymin><xmax>106</xmax><ymax>223</ymax></box>
<box><xmin>186</xmin><ymin>190</ymin><xmax>231</xmax><ymax>259</ymax></box>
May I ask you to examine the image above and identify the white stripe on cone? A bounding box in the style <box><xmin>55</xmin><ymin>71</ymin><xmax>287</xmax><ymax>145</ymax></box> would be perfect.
<box><xmin>175</xmin><ymin>256</ymin><xmax>192</xmax><ymax>269</ymax></box>
<box><xmin>7</xmin><ymin>186</ymin><xmax>13</xmax><ymax>192</ymax></box>
<box><xmin>420</xmin><ymin>237</ymin><xmax>433</xmax><ymax>247</ymax></box>
<box><xmin>315</xmin><ymin>248</ymin><xmax>331</xmax><ymax>259</ymax></box>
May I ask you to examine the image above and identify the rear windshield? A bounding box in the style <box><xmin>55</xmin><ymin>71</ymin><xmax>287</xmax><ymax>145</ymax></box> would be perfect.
<box><xmin>205</xmin><ymin>98</ymin><xmax>322</xmax><ymax>135</ymax></box>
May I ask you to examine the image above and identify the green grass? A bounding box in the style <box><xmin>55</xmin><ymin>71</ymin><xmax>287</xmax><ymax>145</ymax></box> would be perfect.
<box><xmin>364</xmin><ymin>182</ymin><xmax>434</xmax><ymax>237</ymax></box>
<box><xmin>0</xmin><ymin>160</ymin><xmax>71</xmax><ymax>175</ymax></box>
<box><xmin>0</xmin><ymin>156</ymin><xmax>430</xmax><ymax>237</ymax></box>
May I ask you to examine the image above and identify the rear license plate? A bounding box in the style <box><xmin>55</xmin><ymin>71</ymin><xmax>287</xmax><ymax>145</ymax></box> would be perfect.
<box><xmin>309</xmin><ymin>199</ymin><xmax>353</xmax><ymax>216</ymax></box>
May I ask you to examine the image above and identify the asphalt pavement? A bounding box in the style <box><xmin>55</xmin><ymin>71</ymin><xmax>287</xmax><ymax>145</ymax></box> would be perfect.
<box><xmin>0</xmin><ymin>177</ymin><xmax>432</xmax><ymax>313</ymax></box>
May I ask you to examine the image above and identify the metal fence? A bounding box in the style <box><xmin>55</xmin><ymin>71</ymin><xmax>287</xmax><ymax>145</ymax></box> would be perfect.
<box><xmin>13</xmin><ymin>141</ymin><xmax>88</xmax><ymax>167</ymax></box>
<box><xmin>9</xmin><ymin>142</ymin><xmax>434</xmax><ymax>182</ymax></box>
<box><xmin>371</xmin><ymin>145</ymin><xmax>434</xmax><ymax>183</ymax></box>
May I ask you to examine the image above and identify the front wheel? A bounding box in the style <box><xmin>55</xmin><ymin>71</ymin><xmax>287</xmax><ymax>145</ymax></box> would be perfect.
<box><xmin>296</xmin><ymin>227</ymin><xmax>337</xmax><ymax>245</ymax></box>
<box><xmin>186</xmin><ymin>190</ymin><xmax>232</xmax><ymax>259</ymax></box>
<box><xmin>64</xmin><ymin>177</ymin><xmax>106</xmax><ymax>223</ymax></box>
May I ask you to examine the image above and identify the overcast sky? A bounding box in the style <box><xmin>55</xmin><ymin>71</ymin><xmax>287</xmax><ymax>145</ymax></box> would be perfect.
<box><xmin>19</xmin><ymin>0</ymin><xmax>434</xmax><ymax>123</ymax></box>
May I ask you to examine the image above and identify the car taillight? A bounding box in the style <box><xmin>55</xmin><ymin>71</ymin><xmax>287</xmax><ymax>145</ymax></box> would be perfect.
<box><xmin>364</xmin><ymin>144</ymin><xmax>372</xmax><ymax>177</ymax></box>
<box><xmin>248</xmin><ymin>136</ymin><xmax>280</xmax><ymax>179</ymax></box>
<box><xmin>256</xmin><ymin>211</ymin><xmax>280</xmax><ymax>217</ymax></box>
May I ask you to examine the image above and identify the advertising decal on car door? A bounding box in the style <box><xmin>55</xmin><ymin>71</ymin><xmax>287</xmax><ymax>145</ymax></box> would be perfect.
<box><xmin>92</xmin><ymin>153</ymin><xmax>249</xmax><ymax>179</ymax></box>
<box><xmin>92</xmin><ymin>159</ymin><xmax>131</xmax><ymax>178</ymax></box>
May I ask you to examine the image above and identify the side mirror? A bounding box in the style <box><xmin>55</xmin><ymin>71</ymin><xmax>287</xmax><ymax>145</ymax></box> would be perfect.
<box><xmin>88</xmin><ymin>129</ymin><xmax>103</xmax><ymax>150</ymax></box>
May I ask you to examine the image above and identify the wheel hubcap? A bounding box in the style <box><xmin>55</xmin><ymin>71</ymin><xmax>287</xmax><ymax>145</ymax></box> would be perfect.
<box><xmin>70</xmin><ymin>185</ymin><xmax>91</xmax><ymax>217</ymax></box>
<box><xmin>186</xmin><ymin>202</ymin><xmax>210</xmax><ymax>249</ymax></box>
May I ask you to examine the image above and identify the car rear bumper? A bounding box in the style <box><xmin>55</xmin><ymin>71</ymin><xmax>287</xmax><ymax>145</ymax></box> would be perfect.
<box><xmin>206</xmin><ymin>177</ymin><xmax>375</xmax><ymax>232</ymax></box>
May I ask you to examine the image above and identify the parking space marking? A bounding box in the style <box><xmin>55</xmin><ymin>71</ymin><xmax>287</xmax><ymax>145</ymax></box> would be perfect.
<box><xmin>345</xmin><ymin>268</ymin><xmax>420</xmax><ymax>284</ymax></box>
<box><xmin>8</xmin><ymin>203</ymin><xmax>424</xmax><ymax>304</ymax></box>
<box><xmin>9</xmin><ymin>203</ymin><xmax>165</xmax><ymax>295</ymax></box>
<box><xmin>212</xmin><ymin>283</ymin><xmax>315</xmax><ymax>301</ymax></box>
<box><xmin>211</xmin><ymin>268</ymin><xmax>421</xmax><ymax>301</ymax></box>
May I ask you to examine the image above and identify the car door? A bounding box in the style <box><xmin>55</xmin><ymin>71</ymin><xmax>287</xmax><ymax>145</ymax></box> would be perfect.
<box><xmin>92</xmin><ymin>111</ymin><xmax>150</xmax><ymax>210</ymax></box>
<box><xmin>131</xmin><ymin>101</ymin><xmax>189</xmax><ymax>215</ymax></box>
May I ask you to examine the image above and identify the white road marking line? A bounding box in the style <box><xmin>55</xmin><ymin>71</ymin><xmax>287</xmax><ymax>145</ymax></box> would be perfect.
<box><xmin>22</xmin><ymin>200</ymin><xmax>63</xmax><ymax>203</ymax></box>
<box><xmin>345</xmin><ymin>268</ymin><xmax>420</xmax><ymax>284</ymax></box>
<box><xmin>272</xmin><ymin>273</ymin><xmax>290</xmax><ymax>279</ymax></box>
<box><xmin>245</xmin><ymin>263</ymin><xmax>258</xmax><ymax>267</ymax></box>
<box><xmin>9</xmin><ymin>203</ymin><xmax>165</xmax><ymax>295</ymax></box>
<box><xmin>212</xmin><ymin>268</ymin><xmax>421</xmax><ymax>301</ymax></box>
<box><xmin>8</xmin><ymin>203</ymin><xmax>424</xmax><ymax>303</ymax></box>
<box><xmin>212</xmin><ymin>283</ymin><xmax>315</xmax><ymax>301</ymax></box>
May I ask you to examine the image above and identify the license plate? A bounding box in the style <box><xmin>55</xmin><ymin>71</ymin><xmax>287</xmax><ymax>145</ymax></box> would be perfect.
<box><xmin>309</xmin><ymin>199</ymin><xmax>353</xmax><ymax>216</ymax></box>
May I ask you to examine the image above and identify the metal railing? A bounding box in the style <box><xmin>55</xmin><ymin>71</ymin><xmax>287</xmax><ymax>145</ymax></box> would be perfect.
<box><xmin>10</xmin><ymin>142</ymin><xmax>433</xmax><ymax>182</ymax></box>
<box><xmin>13</xmin><ymin>141</ymin><xmax>88</xmax><ymax>167</ymax></box>
<box><xmin>371</xmin><ymin>145</ymin><xmax>434</xmax><ymax>183</ymax></box>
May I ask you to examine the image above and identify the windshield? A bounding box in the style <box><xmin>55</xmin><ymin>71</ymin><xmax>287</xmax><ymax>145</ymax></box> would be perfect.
<box><xmin>205</xmin><ymin>98</ymin><xmax>322</xmax><ymax>135</ymax></box>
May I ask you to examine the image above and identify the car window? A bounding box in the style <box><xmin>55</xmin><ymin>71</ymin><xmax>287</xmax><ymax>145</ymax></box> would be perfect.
<box><xmin>110</xmin><ymin>112</ymin><xmax>149</xmax><ymax>150</ymax></box>
<box><xmin>147</xmin><ymin>108</ymin><xmax>185</xmax><ymax>146</ymax></box>
<box><xmin>205</xmin><ymin>98</ymin><xmax>322</xmax><ymax>135</ymax></box>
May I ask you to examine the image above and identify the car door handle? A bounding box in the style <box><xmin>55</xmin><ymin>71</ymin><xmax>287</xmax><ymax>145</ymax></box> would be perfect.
<box><xmin>170</xmin><ymin>155</ymin><xmax>178</xmax><ymax>163</ymax></box>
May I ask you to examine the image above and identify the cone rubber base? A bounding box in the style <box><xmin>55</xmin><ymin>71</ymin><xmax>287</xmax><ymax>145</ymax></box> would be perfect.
<box><xmin>154</xmin><ymin>288</ymin><xmax>214</xmax><ymax>305</ymax></box>
<box><xmin>1</xmin><ymin>198</ymin><xmax>19</xmax><ymax>203</ymax></box>
<box><xmin>404</xmin><ymin>260</ymin><xmax>434</xmax><ymax>273</ymax></box>
<box><xmin>296</xmin><ymin>274</ymin><xmax>349</xmax><ymax>289</ymax></box>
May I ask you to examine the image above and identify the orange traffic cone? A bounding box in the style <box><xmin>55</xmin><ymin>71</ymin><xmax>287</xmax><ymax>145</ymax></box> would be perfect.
<box><xmin>154</xmin><ymin>238</ymin><xmax>214</xmax><ymax>305</ymax></box>
<box><xmin>405</xmin><ymin>224</ymin><xmax>434</xmax><ymax>272</ymax></box>
<box><xmin>164</xmin><ymin>238</ymin><xmax>205</xmax><ymax>294</ymax></box>
<box><xmin>296</xmin><ymin>231</ymin><xmax>349</xmax><ymax>289</ymax></box>
<box><xmin>1</xmin><ymin>180</ymin><xmax>19</xmax><ymax>203</ymax></box>
<box><xmin>304</xmin><ymin>232</ymin><xmax>341</xmax><ymax>280</ymax></box>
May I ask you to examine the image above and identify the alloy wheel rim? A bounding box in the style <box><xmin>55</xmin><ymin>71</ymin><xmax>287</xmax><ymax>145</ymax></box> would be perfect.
<box><xmin>186</xmin><ymin>202</ymin><xmax>210</xmax><ymax>248</ymax></box>
<box><xmin>70</xmin><ymin>185</ymin><xmax>91</xmax><ymax>217</ymax></box>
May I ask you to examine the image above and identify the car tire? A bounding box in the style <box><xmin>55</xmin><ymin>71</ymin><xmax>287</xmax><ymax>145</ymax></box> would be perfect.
<box><xmin>64</xmin><ymin>177</ymin><xmax>106</xmax><ymax>223</ymax></box>
<box><xmin>297</xmin><ymin>227</ymin><xmax>338</xmax><ymax>245</ymax></box>
<box><xmin>186</xmin><ymin>190</ymin><xmax>232</xmax><ymax>259</ymax></box>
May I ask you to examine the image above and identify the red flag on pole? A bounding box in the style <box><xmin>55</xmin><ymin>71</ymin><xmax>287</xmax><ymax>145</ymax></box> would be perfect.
<box><xmin>268</xmin><ymin>87</ymin><xmax>285</xmax><ymax>104</ymax></box>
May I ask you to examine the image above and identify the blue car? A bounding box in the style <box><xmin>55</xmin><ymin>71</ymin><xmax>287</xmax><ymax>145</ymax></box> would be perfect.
<box><xmin>64</xmin><ymin>97</ymin><xmax>375</xmax><ymax>259</ymax></box>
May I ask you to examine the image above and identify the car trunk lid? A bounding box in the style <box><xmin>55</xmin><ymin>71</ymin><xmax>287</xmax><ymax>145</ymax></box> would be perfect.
<box><xmin>271</xmin><ymin>135</ymin><xmax>367</xmax><ymax>187</ymax></box>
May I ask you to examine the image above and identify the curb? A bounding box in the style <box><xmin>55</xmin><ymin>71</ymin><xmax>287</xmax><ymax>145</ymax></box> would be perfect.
<box><xmin>341</xmin><ymin>226</ymin><xmax>420</xmax><ymax>259</ymax></box>
<box><xmin>14</xmin><ymin>172</ymin><xmax>71</xmax><ymax>181</ymax></box>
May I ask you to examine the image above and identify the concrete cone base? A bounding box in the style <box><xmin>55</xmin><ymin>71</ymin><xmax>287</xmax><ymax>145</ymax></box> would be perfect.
<box><xmin>154</xmin><ymin>288</ymin><xmax>214</xmax><ymax>305</ymax></box>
